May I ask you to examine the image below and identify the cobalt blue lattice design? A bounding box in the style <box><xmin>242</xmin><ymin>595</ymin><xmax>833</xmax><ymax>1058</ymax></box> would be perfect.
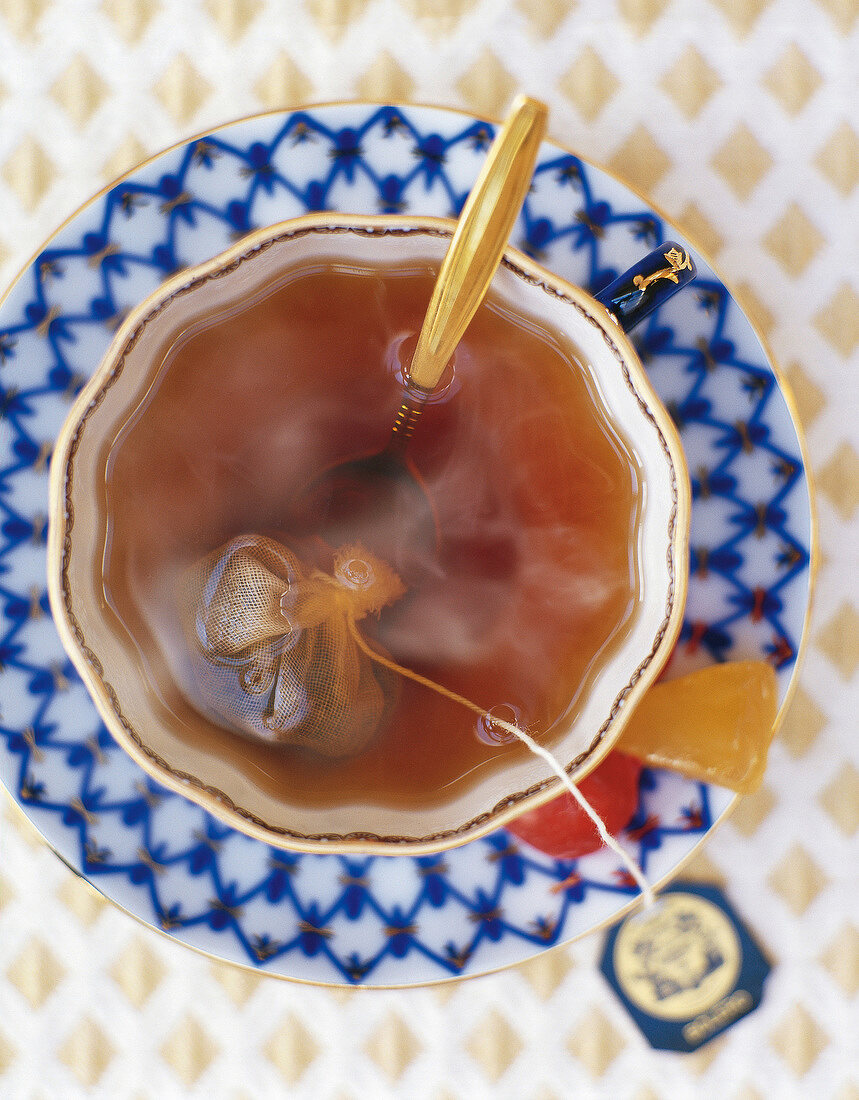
<box><xmin>0</xmin><ymin>104</ymin><xmax>811</xmax><ymax>984</ymax></box>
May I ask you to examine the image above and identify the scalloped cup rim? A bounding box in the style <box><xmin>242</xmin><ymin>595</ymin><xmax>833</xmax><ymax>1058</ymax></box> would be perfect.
<box><xmin>48</xmin><ymin>211</ymin><xmax>690</xmax><ymax>856</ymax></box>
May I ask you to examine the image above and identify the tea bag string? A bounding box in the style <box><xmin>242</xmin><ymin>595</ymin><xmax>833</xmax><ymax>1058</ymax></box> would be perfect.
<box><xmin>347</xmin><ymin>617</ymin><xmax>654</xmax><ymax>907</ymax></box>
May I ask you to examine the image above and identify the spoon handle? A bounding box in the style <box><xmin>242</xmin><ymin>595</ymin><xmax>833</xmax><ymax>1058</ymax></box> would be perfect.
<box><xmin>406</xmin><ymin>95</ymin><xmax>548</xmax><ymax>393</ymax></box>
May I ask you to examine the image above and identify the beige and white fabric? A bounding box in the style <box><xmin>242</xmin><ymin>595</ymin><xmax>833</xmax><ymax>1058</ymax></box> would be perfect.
<box><xmin>0</xmin><ymin>1</ymin><xmax>856</xmax><ymax>1096</ymax></box>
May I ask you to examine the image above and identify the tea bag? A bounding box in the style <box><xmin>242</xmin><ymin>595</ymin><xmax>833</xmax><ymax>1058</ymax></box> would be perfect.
<box><xmin>180</xmin><ymin>535</ymin><xmax>405</xmax><ymax>758</ymax></box>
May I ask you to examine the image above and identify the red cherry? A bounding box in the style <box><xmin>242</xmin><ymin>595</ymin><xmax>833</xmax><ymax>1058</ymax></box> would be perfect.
<box><xmin>506</xmin><ymin>751</ymin><xmax>643</xmax><ymax>859</ymax></box>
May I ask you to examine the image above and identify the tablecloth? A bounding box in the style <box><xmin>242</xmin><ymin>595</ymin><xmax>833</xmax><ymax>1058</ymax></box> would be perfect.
<box><xmin>0</xmin><ymin>1</ymin><xmax>856</xmax><ymax>1096</ymax></box>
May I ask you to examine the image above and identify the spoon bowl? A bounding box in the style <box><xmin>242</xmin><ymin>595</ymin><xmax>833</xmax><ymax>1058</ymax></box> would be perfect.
<box><xmin>293</xmin><ymin>444</ymin><xmax>440</xmax><ymax>585</ymax></box>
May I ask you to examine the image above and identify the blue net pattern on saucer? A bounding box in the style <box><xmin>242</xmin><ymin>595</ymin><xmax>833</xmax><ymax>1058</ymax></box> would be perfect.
<box><xmin>0</xmin><ymin>105</ymin><xmax>809</xmax><ymax>983</ymax></box>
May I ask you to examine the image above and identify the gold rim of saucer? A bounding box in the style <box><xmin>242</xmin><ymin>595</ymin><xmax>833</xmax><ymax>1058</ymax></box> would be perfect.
<box><xmin>47</xmin><ymin>210</ymin><xmax>690</xmax><ymax>856</ymax></box>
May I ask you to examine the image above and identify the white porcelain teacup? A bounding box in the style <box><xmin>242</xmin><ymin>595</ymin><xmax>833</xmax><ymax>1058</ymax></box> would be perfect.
<box><xmin>48</xmin><ymin>212</ymin><xmax>691</xmax><ymax>855</ymax></box>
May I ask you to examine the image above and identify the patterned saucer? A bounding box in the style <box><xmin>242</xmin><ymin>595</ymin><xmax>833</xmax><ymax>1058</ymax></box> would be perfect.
<box><xmin>0</xmin><ymin>103</ymin><xmax>812</xmax><ymax>986</ymax></box>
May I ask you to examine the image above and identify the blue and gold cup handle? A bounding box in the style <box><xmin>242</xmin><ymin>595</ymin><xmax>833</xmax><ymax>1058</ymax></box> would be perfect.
<box><xmin>594</xmin><ymin>242</ymin><xmax>696</xmax><ymax>334</ymax></box>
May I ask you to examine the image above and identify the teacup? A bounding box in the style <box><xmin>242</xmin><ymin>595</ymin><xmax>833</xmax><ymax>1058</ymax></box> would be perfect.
<box><xmin>48</xmin><ymin>212</ymin><xmax>692</xmax><ymax>854</ymax></box>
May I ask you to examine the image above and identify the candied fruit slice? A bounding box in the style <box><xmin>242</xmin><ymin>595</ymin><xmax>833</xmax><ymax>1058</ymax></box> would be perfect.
<box><xmin>617</xmin><ymin>660</ymin><xmax>778</xmax><ymax>793</ymax></box>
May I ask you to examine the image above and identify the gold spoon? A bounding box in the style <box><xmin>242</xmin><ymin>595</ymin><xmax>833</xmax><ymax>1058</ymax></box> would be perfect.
<box><xmin>400</xmin><ymin>95</ymin><xmax>548</xmax><ymax>406</ymax></box>
<box><xmin>298</xmin><ymin>95</ymin><xmax>548</xmax><ymax>573</ymax></box>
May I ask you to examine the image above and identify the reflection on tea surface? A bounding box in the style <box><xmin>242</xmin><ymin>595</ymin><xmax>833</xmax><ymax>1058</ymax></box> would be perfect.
<box><xmin>99</xmin><ymin>260</ymin><xmax>642</xmax><ymax>808</ymax></box>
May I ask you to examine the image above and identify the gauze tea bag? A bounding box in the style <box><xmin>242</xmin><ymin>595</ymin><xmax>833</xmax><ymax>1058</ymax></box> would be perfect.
<box><xmin>181</xmin><ymin>535</ymin><xmax>404</xmax><ymax>758</ymax></box>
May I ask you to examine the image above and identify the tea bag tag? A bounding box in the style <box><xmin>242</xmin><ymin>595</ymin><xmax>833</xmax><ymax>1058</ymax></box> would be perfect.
<box><xmin>599</xmin><ymin>881</ymin><xmax>772</xmax><ymax>1051</ymax></box>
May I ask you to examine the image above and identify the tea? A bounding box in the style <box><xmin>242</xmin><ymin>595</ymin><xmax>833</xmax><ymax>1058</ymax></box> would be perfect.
<box><xmin>98</xmin><ymin>258</ymin><xmax>642</xmax><ymax>809</ymax></box>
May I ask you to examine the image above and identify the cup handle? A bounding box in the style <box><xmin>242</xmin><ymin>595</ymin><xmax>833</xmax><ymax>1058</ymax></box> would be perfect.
<box><xmin>593</xmin><ymin>242</ymin><xmax>696</xmax><ymax>334</ymax></box>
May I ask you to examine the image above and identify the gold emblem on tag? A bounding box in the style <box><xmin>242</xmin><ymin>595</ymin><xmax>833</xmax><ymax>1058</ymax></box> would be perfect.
<box><xmin>613</xmin><ymin>892</ymin><xmax>742</xmax><ymax>1020</ymax></box>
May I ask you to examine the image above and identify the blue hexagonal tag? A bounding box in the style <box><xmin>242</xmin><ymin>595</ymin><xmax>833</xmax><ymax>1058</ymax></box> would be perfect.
<box><xmin>600</xmin><ymin>881</ymin><xmax>772</xmax><ymax>1051</ymax></box>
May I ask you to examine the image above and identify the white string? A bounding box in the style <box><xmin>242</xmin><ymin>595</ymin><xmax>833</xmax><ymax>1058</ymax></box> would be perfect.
<box><xmin>351</xmin><ymin>618</ymin><xmax>654</xmax><ymax>907</ymax></box>
<box><xmin>491</xmin><ymin>715</ymin><xmax>656</xmax><ymax>908</ymax></box>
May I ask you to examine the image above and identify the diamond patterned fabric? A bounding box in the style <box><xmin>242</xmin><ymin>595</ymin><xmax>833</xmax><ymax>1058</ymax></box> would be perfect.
<box><xmin>0</xmin><ymin>1</ymin><xmax>856</xmax><ymax>1097</ymax></box>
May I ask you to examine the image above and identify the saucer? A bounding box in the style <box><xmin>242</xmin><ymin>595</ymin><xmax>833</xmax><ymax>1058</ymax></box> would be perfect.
<box><xmin>0</xmin><ymin>103</ymin><xmax>813</xmax><ymax>986</ymax></box>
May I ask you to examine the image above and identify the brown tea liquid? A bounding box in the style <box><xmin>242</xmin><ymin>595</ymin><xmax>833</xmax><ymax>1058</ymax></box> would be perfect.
<box><xmin>100</xmin><ymin>259</ymin><xmax>642</xmax><ymax>808</ymax></box>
